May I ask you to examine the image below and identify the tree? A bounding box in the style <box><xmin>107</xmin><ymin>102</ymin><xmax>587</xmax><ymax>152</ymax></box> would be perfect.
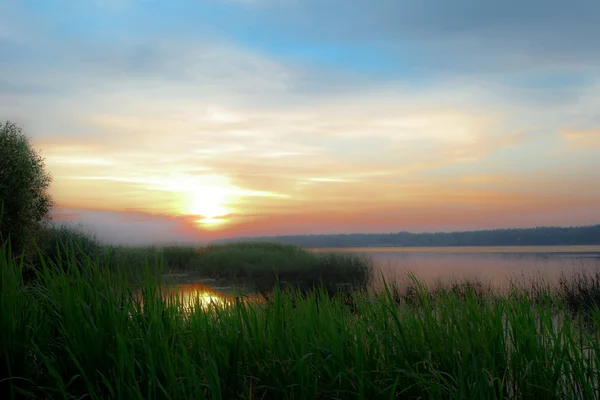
<box><xmin>0</xmin><ymin>121</ymin><xmax>53</xmax><ymax>257</ymax></box>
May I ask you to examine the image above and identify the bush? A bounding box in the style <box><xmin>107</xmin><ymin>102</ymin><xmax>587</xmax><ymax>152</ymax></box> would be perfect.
<box><xmin>34</xmin><ymin>225</ymin><xmax>102</xmax><ymax>273</ymax></box>
<box><xmin>0</xmin><ymin>121</ymin><xmax>53</xmax><ymax>259</ymax></box>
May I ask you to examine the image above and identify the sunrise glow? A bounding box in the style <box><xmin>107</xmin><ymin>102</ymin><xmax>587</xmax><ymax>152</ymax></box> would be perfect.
<box><xmin>2</xmin><ymin>0</ymin><xmax>600</xmax><ymax>244</ymax></box>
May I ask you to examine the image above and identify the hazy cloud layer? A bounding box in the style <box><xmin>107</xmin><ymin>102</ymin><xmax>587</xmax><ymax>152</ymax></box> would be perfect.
<box><xmin>1</xmin><ymin>0</ymin><xmax>599</xmax><ymax>243</ymax></box>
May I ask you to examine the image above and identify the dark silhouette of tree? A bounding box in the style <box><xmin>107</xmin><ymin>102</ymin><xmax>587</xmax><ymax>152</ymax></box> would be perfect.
<box><xmin>0</xmin><ymin>121</ymin><xmax>53</xmax><ymax>257</ymax></box>
<box><xmin>215</xmin><ymin>225</ymin><xmax>600</xmax><ymax>248</ymax></box>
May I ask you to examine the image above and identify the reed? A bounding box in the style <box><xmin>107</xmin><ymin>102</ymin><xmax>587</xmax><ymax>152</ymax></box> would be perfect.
<box><xmin>2</xmin><ymin>243</ymin><xmax>600</xmax><ymax>399</ymax></box>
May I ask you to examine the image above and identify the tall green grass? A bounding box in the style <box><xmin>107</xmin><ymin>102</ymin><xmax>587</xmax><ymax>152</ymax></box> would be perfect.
<box><xmin>3</xmin><ymin>242</ymin><xmax>600</xmax><ymax>399</ymax></box>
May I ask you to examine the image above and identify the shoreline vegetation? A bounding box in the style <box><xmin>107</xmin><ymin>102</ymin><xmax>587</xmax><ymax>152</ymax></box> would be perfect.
<box><xmin>214</xmin><ymin>224</ymin><xmax>600</xmax><ymax>248</ymax></box>
<box><xmin>2</xmin><ymin>226</ymin><xmax>600</xmax><ymax>399</ymax></box>
<box><xmin>4</xmin><ymin>116</ymin><xmax>600</xmax><ymax>399</ymax></box>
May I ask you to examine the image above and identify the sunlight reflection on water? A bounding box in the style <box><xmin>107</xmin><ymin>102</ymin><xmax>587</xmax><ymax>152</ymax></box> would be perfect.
<box><xmin>163</xmin><ymin>284</ymin><xmax>230</xmax><ymax>310</ymax></box>
<box><xmin>153</xmin><ymin>283</ymin><xmax>264</xmax><ymax>312</ymax></box>
<box><xmin>134</xmin><ymin>283</ymin><xmax>233</xmax><ymax>313</ymax></box>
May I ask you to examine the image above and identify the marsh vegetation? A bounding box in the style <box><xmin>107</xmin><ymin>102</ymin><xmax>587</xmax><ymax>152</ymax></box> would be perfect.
<box><xmin>3</xmin><ymin>229</ymin><xmax>600</xmax><ymax>399</ymax></box>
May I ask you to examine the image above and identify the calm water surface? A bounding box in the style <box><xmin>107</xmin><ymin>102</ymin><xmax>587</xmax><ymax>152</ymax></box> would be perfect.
<box><xmin>169</xmin><ymin>246</ymin><xmax>600</xmax><ymax>301</ymax></box>
<box><xmin>313</xmin><ymin>246</ymin><xmax>600</xmax><ymax>289</ymax></box>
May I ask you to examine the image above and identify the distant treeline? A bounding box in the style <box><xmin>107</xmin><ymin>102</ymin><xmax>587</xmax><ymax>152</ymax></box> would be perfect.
<box><xmin>215</xmin><ymin>225</ymin><xmax>600</xmax><ymax>248</ymax></box>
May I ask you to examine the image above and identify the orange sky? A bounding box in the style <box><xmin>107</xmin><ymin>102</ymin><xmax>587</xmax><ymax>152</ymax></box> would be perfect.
<box><xmin>3</xmin><ymin>0</ymin><xmax>600</xmax><ymax>244</ymax></box>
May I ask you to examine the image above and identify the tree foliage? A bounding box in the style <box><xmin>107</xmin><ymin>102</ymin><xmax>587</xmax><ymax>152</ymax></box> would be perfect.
<box><xmin>216</xmin><ymin>225</ymin><xmax>600</xmax><ymax>248</ymax></box>
<box><xmin>0</xmin><ymin>121</ymin><xmax>53</xmax><ymax>256</ymax></box>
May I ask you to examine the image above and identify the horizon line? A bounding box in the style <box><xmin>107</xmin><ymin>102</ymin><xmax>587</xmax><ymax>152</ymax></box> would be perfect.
<box><xmin>210</xmin><ymin>223</ymin><xmax>600</xmax><ymax>242</ymax></box>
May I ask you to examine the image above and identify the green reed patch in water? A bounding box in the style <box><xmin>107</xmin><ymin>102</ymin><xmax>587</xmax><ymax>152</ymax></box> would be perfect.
<box><xmin>3</xmin><ymin>244</ymin><xmax>600</xmax><ymax>399</ymax></box>
<box><xmin>102</xmin><ymin>241</ymin><xmax>374</xmax><ymax>293</ymax></box>
<box><xmin>29</xmin><ymin>230</ymin><xmax>373</xmax><ymax>292</ymax></box>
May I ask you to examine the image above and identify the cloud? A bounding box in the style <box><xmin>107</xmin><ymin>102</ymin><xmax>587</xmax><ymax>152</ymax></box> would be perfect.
<box><xmin>2</xmin><ymin>0</ymin><xmax>600</xmax><ymax>240</ymax></box>
<box><xmin>1</xmin><ymin>27</ymin><xmax>524</xmax><ymax>178</ymax></box>
<box><xmin>561</xmin><ymin>129</ymin><xmax>600</xmax><ymax>148</ymax></box>
<box><xmin>241</xmin><ymin>0</ymin><xmax>600</xmax><ymax>71</ymax></box>
<box><xmin>3</xmin><ymin>34</ymin><xmax>594</xmax><ymax>234</ymax></box>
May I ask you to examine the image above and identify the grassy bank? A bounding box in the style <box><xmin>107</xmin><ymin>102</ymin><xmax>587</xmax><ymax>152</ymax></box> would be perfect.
<box><xmin>3</xmin><ymin>243</ymin><xmax>600</xmax><ymax>399</ymax></box>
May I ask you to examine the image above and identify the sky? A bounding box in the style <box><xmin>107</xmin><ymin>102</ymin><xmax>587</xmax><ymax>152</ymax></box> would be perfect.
<box><xmin>1</xmin><ymin>0</ymin><xmax>600</xmax><ymax>244</ymax></box>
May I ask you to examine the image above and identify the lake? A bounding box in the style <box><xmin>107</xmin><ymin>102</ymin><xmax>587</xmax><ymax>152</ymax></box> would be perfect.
<box><xmin>312</xmin><ymin>245</ymin><xmax>600</xmax><ymax>290</ymax></box>
<box><xmin>168</xmin><ymin>245</ymin><xmax>600</xmax><ymax>302</ymax></box>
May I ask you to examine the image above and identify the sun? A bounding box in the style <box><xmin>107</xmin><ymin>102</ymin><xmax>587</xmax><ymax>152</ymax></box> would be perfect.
<box><xmin>154</xmin><ymin>174</ymin><xmax>238</xmax><ymax>228</ymax></box>
<box><xmin>186</xmin><ymin>186</ymin><xmax>231</xmax><ymax>227</ymax></box>
<box><xmin>188</xmin><ymin>191</ymin><xmax>228</xmax><ymax>219</ymax></box>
